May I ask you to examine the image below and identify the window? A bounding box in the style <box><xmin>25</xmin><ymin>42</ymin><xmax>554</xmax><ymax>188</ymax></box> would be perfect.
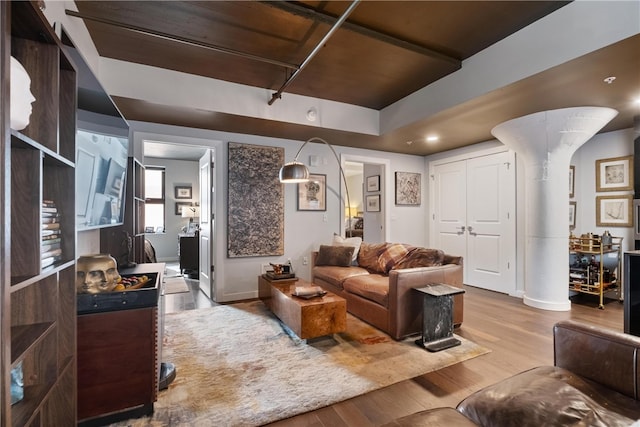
<box><xmin>145</xmin><ymin>167</ymin><xmax>165</xmax><ymax>232</ymax></box>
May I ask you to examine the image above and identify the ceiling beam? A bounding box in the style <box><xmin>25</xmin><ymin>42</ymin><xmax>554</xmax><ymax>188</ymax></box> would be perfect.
<box><xmin>65</xmin><ymin>9</ymin><xmax>300</xmax><ymax>71</ymax></box>
<box><xmin>262</xmin><ymin>1</ymin><xmax>461</xmax><ymax>67</ymax></box>
<box><xmin>268</xmin><ymin>0</ymin><xmax>361</xmax><ymax>105</ymax></box>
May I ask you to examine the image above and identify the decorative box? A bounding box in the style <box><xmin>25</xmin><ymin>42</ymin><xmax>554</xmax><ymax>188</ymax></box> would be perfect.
<box><xmin>77</xmin><ymin>272</ymin><xmax>159</xmax><ymax>314</ymax></box>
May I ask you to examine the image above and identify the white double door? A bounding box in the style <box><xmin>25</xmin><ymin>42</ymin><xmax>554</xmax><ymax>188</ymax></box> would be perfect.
<box><xmin>430</xmin><ymin>150</ymin><xmax>516</xmax><ymax>294</ymax></box>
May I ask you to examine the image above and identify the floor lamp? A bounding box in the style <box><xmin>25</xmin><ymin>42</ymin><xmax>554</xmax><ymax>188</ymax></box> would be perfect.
<box><xmin>279</xmin><ymin>137</ymin><xmax>354</xmax><ymax>237</ymax></box>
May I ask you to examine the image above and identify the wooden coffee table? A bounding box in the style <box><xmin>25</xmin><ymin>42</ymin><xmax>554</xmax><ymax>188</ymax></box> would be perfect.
<box><xmin>258</xmin><ymin>275</ymin><xmax>347</xmax><ymax>339</ymax></box>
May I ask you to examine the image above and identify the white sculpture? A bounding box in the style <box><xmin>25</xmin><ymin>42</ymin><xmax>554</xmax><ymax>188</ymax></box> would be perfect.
<box><xmin>10</xmin><ymin>56</ymin><xmax>35</xmax><ymax>131</ymax></box>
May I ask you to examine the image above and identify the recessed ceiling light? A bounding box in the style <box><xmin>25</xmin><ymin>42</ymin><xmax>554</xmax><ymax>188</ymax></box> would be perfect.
<box><xmin>306</xmin><ymin>108</ymin><xmax>317</xmax><ymax>122</ymax></box>
<box><xmin>603</xmin><ymin>76</ymin><xmax>616</xmax><ymax>84</ymax></box>
<box><xmin>405</xmin><ymin>140</ymin><xmax>413</xmax><ymax>145</ymax></box>
<box><xmin>426</xmin><ymin>135</ymin><xmax>439</xmax><ymax>143</ymax></box>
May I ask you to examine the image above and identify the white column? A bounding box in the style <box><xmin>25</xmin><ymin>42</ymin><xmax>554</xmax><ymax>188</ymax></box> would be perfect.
<box><xmin>492</xmin><ymin>107</ymin><xmax>618</xmax><ymax>311</ymax></box>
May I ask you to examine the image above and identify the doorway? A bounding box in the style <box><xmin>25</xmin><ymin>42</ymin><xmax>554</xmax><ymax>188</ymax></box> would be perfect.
<box><xmin>341</xmin><ymin>154</ymin><xmax>391</xmax><ymax>243</ymax></box>
<box><xmin>142</xmin><ymin>140</ymin><xmax>216</xmax><ymax>298</ymax></box>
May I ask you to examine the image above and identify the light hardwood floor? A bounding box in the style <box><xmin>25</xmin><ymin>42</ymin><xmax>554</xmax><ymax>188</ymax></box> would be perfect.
<box><xmin>160</xmin><ymin>268</ymin><xmax>624</xmax><ymax>426</ymax></box>
<box><xmin>264</xmin><ymin>285</ymin><xmax>624</xmax><ymax>426</ymax></box>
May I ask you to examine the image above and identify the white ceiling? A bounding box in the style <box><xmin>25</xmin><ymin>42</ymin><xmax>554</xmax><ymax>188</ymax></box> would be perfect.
<box><xmin>144</xmin><ymin>140</ymin><xmax>208</xmax><ymax>161</ymax></box>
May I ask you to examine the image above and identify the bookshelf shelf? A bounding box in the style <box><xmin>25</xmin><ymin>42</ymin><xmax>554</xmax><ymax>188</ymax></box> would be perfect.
<box><xmin>1</xmin><ymin>2</ymin><xmax>77</xmax><ymax>425</ymax></box>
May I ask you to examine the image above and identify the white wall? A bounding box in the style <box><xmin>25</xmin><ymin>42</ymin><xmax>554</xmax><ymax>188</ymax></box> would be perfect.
<box><xmin>144</xmin><ymin>158</ymin><xmax>200</xmax><ymax>262</ymax></box>
<box><xmin>128</xmin><ymin>121</ymin><xmax>429</xmax><ymax>302</ymax></box>
<box><xmin>425</xmin><ymin>127</ymin><xmax>635</xmax><ymax>297</ymax></box>
<box><xmin>571</xmin><ymin>128</ymin><xmax>635</xmax><ymax>249</ymax></box>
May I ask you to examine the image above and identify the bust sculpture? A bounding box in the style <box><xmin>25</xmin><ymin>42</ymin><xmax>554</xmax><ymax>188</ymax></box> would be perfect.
<box><xmin>10</xmin><ymin>56</ymin><xmax>36</xmax><ymax>131</ymax></box>
<box><xmin>76</xmin><ymin>254</ymin><xmax>121</xmax><ymax>294</ymax></box>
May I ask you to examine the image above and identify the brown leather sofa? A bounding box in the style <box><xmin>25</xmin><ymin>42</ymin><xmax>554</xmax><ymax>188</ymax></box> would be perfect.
<box><xmin>383</xmin><ymin>320</ymin><xmax>640</xmax><ymax>426</ymax></box>
<box><xmin>311</xmin><ymin>242</ymin><xmax>464</xmax><ymax>340</ymax></box>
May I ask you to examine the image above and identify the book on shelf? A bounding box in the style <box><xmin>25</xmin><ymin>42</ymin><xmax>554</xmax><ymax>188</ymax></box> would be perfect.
<box><xmin>41</xmin><ymin>248</ymin><xmax>62</xmax><ymax>259</ymax></box>
<box><xmin>42</xmin><ymin>214</ymin><xmax>60</xmax><ymax>223</ymax></box>
<box><xmin>41</xmin><ymin>242</ymin><xmax>61</xmax><ymax>253</ymax></box>
<box><xmin>41</xmin><ymin>200</ymin><xmax>63</xmax><ymax>268</ymax></box>
<box><xmin>41</xmin><ymin>255</ymin><xmax>62</xmax><ymax>269</ymax></box>
<box><xmin>42</xmin><ymin>233</ymin><xmax>61</xmax><ymax>241</ymax></box>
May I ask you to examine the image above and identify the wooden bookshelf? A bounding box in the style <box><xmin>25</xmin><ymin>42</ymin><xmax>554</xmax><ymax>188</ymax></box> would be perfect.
<box><xmin>1</xmin><ymin>2</ymin><xmax>77</xmax><ymax>425</ymax></box>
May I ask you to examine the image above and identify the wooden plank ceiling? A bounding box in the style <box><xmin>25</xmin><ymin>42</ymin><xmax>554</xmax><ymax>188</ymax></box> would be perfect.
<box><xmin>70</xmin><ymin>1</ymin><xmax>640</xmax><ymax>155</ymax></box>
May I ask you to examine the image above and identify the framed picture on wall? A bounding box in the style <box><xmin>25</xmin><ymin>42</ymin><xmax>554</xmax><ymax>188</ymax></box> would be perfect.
<box><xmin>596</xmin><ymin>156</ymin><xmax>633</xmax><ymax>192</ymax></box>
<box><xmin>366</xmin><ymin>194</ymin><xmax>381</xmax><ymax>212</ymax></box>
<box><xmin>297</xmin><ymin>174</ymin><xmax>326</xmax><ymax>211</ymax></box>
<box><xmin>395</xmin><ymin>171</ymin><xmax>421</xmax><ymax>205</ymax></box>
<box><xmin>366</xmin><ymin>175</ymin><xmax>380</xmax><ymax>192</ymax></box>
<box><xmin>569</xmin><ymin>201</ymin><xmax>576</xmax><ymax>229</ymax></box>
<box><xmin>596</xmin><ymin>194</ymin><xmax>633</xmax><ymax>227</ymax></box>
<box><xmin>569</xmin><ymin>165</ymin><xmax>575</xmax><ymax>198</ymax></box>
<box><xmin>175</xmin><ymin>201</ymin><xmax>191</xmax><ymax>216</ymax></box>
<box><xmin>175</xmin><ymin>185</ymin><xmax>192</xmax><ymax>199</ymax></box>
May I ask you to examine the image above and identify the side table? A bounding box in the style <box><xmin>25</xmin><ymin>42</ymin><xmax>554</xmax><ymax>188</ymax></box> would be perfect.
<box><xmin>414</xmin><ymin>283</ymin><xmax>465</xmax><ymax>352</ymax></box>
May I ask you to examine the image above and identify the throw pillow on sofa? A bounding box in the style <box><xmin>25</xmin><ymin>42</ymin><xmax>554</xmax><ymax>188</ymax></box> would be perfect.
<box><xmin>393</xmin><ymin>247</ymin><xmax>444</xmax><ymax>270</ymax></box>
<box><xmin>315</xmin><ymin>245</ymin><xmax>355</xmax><ymax>267</ymax></box>
<box><xmin>377</xmin><ymin>243</ymin><xmax>413</xmax><ymax>274</ymax></box>
<box><xmin>358</xmin><ymin>242</ymin><xmax>389</xmax><ymax>273</ymax></box>
<box><xmin>332</xmin><ymin>233</ymin><xmax>362</xmax><ymax>263</ymax></box>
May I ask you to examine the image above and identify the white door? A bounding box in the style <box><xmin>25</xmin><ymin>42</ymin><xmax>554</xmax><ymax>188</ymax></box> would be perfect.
<box><xmin>199</xmin><ymin>150</ymin><xmax>215</xmax><ymax>299</ymax></box>
<box><xmin>432</xmin><ymin>151</ymin><xmax>515</xmax><ymax>294</ymax></box>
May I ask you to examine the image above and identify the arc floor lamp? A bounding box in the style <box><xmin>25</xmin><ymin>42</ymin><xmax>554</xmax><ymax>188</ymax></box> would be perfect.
<box><xmin>279</xmin><ymin>137</ymin><xmax>354</xmax><ymax>237</ymax></box>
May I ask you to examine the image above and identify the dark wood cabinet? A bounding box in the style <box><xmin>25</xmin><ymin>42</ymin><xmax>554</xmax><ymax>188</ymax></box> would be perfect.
<box><xmin>179</xmin><ymin>233</ymin><xmax>199</xmax><ymax>276</ymax></box>
<box><xmin>77</xmin><ymin>263</ymin><xmax>164</xmax><ymax>426</ymax></box>
<box><xmin>624</xmin><ymin>251</ymin><xmax>640</xmax><ymax>336</ymax></box>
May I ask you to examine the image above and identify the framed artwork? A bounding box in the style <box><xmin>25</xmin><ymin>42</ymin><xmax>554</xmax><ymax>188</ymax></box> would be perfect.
<box><xmin>366</xmin><ymin>175</ymin><xmax>380</xmax><ymax>192</ymax></box>
<box><xmin>175</xmin><ymin>202</ymin><xmax>191</xmax><ymax>215</ymax></box>
<box><xmin>175</xmin><ymin>185</ymin><xmax>192</xmax><ymax>199</ymax></box>
<box><xmin>395</xmin><ymin>171</ymin><xmax>421</xmax><ymax>205</ymax></box>
<box><xmin>596</xmin><ymin>155</ymin><xmax>633</xmax><ymax>192</ymax></box>
<box><xmin>596</xmin><ymin>194</ymin><xmax>633</xmax><ymax>227</ymax></box>
<box><xmin>227</xmin><ymin>142</ymin><xmax>284</xmax><ymax>257</ymax></box>
<box><xmin>297</xmin><ymin>174</ymin><xmax>326</xmax><ymax>211</ymax></box>
<box><xmin>366</xmin><ymin>194</ymin><xmax>381</xmax><ymax>212</ymax></box>
<box><xmin>569</xmin><ymin>165</ymin><xmax>575</xmax><ymax>198</ymax></box>
<box><xmin>569</xmin><ymin>201</ymin><xmax>576</xmax><ymax>229</ymax></box>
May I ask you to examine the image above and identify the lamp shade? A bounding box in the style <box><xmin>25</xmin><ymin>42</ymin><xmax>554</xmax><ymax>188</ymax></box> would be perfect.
<box><xmin>279</xmin><ymin>161</ymin><xmax>310</xmax><ymax>183</ymax></box>
<box><xmin>182</xmin><ymin>206</ymin><xmax>200</xmax><ymax>218</ymax></box>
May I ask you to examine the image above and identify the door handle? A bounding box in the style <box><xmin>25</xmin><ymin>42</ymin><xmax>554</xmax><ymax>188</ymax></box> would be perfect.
<box><xmin>457</xmin><ymin>226</ymin><xmax>466</xmax><ymax>233</ymax></box>
<box><xmin>468</xmin><ymin>226</ymin><xmax>476</xmax><ymax>235</ymax></box>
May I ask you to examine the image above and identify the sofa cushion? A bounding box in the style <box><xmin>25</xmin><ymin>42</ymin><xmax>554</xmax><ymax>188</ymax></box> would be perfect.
<box><xmin>313</xmin><ymin>266</ymin><xmax>369</xmax><ymax>289</ymax></box>
<box><xmin>315</xmin><ymin>245</ymin><xmax>354</xmax><ymax>267</ymax></box>
<box><xmin>456</xmin><ymin>366</ymin><xmax>640</xmax><ymax>427</ymax></box>
<box><xmin>332</xmin><ymin>233</ymin><xmax>362</xmax><ymax>263</ymax></box>
<box><xmin>358</xmin><ymin>242</ymin><xmax>389</xmax><ymax>273</ymax></box>
<box><xmin>377</xmin><ymin>243</ymin><xmax>413</xmax><ymax>274</ymax></box>
<box><xmin>343</xmin><ymin>274</ymin><xmax>389</xmax><ymax>307</ymax></box>
<box><xmin>393</xmin><ymin>248</ymin><xmax>445</xmax><ymax>270</ymax></box>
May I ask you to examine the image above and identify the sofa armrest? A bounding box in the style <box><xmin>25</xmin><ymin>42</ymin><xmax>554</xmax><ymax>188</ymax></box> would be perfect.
<box><xmin>554</xmin><ymin>320</ymin><xmax>640</xmax><ymax>400</ymax></box>
<box><xmin>388</xmin><ymin>263</ymin><xmax>464</xmax><ymax>339</ymax></box>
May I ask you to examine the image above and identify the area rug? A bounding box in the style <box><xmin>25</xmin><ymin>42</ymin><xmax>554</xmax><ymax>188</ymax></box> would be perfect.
<box><xmin>164</xmin><ymin>276</ymin><xmax>190</xmax><ymax>294</ymax></box>
<box><xmin>114</xmin><ymin>301</ymin><xmax>489</xmax><ymax>427</ymax></box>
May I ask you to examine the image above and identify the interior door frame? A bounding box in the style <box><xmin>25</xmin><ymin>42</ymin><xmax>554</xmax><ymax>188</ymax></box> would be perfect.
<box><xmin>341</xmin><ymin>154</ymin><xmax>391</xmax><ymax>242</ymax></box>
<box><xmin>428</xmin><ymin>145</ymin><xmax>517</xmax><ymax>296</ymax></box>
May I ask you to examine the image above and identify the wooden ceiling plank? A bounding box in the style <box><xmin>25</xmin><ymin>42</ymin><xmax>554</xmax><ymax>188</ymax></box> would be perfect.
<box><xmin>262</xmin><ymin>0</ymin><xmax>461</xmax><ymax>67</ymax></box>
<box><xmin>64</xmin><ymin>8</ymin><xmax>300</xmax><ymax>71</ymax></box>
